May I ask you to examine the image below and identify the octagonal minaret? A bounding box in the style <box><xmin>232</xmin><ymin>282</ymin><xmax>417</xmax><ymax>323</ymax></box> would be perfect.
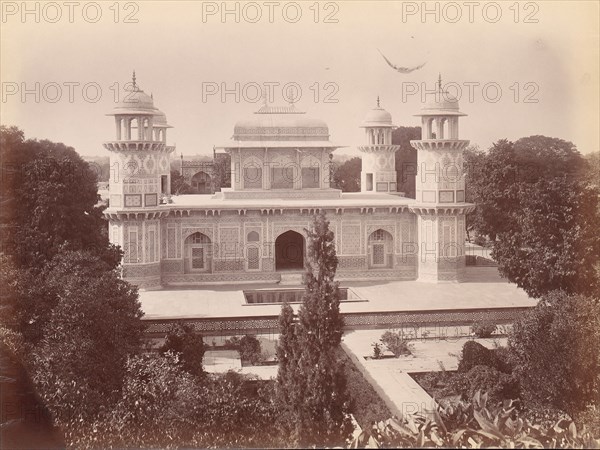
<box><xmin>103</xmin><ymin>72</ymin><xmax>175</xmax><ymax>289</ymax></box>
<box><xmin>357</xmin><ymin>98</ymin><xmax>400</xmax><ymax>193</ymax></box>
<box><xmin>409</xmin><ymin>76</ymin><xmax>474</xmax><ymax>282</ymax></box>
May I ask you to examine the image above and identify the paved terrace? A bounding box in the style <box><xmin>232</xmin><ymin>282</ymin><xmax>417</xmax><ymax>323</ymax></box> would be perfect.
<box><xmin>140</xmin><ymin>267</ymin><xmax>535</xmax><ymax>335</ymax></box>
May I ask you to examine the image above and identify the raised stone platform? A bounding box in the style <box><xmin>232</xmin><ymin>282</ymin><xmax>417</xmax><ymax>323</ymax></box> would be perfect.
<box><xmin>140</xmin><ymin>267</ymin><xmax>535</xmax><ymax>337</ymax></box>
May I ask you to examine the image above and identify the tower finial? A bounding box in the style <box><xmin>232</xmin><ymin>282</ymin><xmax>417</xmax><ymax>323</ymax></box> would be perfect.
<box><xmin>287</xmin><ymin>89</ymin><xmax>295</xmax><ymax>105</ymax></box>
<box><xmin>377</xmin><ymin>96</ymin><xmax>380</xmax><ymax>107</ymax></box>
<box><xmin>132</xmin><ymin>70</ymin><xmax>137</xmax><ymax>90</ymax></box>
<box><xmin>261</xmin><ymin>87</ymin><xmax>267</xmax><ymax>106</ymax></box>
<box><xmin>438</xmin><ymin>73</ymin><xmax>442</xmax><ymax>91</ymax></box>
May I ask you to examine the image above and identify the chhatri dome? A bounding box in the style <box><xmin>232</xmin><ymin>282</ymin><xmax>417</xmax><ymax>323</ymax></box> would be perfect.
<box><xmin>361</xmin><ymin>96</ymin><xmax>393</xmax><ymax>128</ymax></box>
<box><xmin>418</xmin><ymin>74</ymin><xmax>466</xmax><ymax>117</ymax></box>
<box><xmin>233</xmin><ymin>102</ymin><xmax>330</xmax><ymax>142</ymax></box>
<box><xmin>110</xmin><ymin>71</ymin><xmax>157</xmax><ymax>116</ymax></box>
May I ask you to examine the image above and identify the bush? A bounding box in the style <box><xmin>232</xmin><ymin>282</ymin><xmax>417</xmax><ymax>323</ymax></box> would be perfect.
<box><xmin>380</xmin><ymin>331</ymin><xmax>412</xmax><ymax>357</ymax></box>
<box><xmin>338</xmin><ymin>348</ymin><xmax>391</xmax><ymax>430</ymax></box>
<box><xmin>470</xmin><ymin>320</ymin><xmax>497</xmax><ymax>338</ymax></box>
<box><xmin>457</xmin><ymin>341</ymin><xmax>497</xmax><ymax>373</ymax></box>
<box><xmin>458</xmin><ymin>365</ymin><xmax>520</xmax><ymax>404</ymax></box>
<box><xmin>160</xmin><ymin>323</ymin><xmax>205</xmax><ymax>376</ymax></box>
<box><xmin>239</xmin><ymin>335</ymin><xmax>262</xmax><ymax>365</ymax></box>
<box><xmin>224</xmin><ymin>336</ymin><xmax>240</xmax><ymax>349</ymax></box>
<box><xmin>349</xmin><ymin>391</ymin><xmax>600</xmax><ymax>448</ymax></box>
<box><xmin>509</xmin><ymin>291</ymin><xmax>600</xmax><ymax>417</ymax></box>
<box><xmin>372</xmin><ymin>342</ymin><xmax>383</xmax><ymax>359</ymax></box>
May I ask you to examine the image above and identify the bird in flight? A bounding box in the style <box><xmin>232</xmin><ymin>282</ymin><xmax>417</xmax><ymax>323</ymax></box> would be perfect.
<box><xmin>378</xmin><ymin>49</ymin><xmax>426</xmax><ymax>73</ymax></box>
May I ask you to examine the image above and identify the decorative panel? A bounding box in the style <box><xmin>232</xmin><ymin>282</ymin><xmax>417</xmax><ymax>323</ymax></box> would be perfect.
<box><xmin>439</xmin><ymin>190</ymin><xmax>454</xmax><ymax>203</ymax></box>
<box><xmin>124</xmin><ymin>194</ymin><xmax>142</xmax><ymax>207</ymax></box>
<box><xmin>341</xmin><ymin>224</ymin><xmax>361</xmax><ymax>255</ymax></box>
<box><xmin>145</xmin><ymin>193</ymin><xmax>158</xmax><ymax>206</ymax></box>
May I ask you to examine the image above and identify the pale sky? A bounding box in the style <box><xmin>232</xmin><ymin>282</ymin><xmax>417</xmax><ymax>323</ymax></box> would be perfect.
<box><xmin>1</xmin><ymin>1</ymin><xmax>599</xmax><ymax>158</ymax></box>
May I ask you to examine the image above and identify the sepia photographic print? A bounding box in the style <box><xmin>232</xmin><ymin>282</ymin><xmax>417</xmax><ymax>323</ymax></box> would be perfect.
<box><xmin>1</xmin><ymin>1</ymin><xmax>599</xmax><ymax>448</ymax></box>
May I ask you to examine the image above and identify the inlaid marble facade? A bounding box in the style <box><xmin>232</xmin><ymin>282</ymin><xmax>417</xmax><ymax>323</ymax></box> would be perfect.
<box><xmin>103</xmin><ymin>80</ymin><xmax>474</xmax><ymax>290</ymax></box>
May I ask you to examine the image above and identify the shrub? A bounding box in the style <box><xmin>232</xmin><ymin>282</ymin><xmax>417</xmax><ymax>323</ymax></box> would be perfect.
<box><xmin>462</xmin><ymin>365</ymin><xmax>520</xmax><ymax>404</ymax></box>
<box><xmin>509</xmin><ymin>291</ymin><xmax>600</xmax><ymax>417</ymax></box>
<box><xmin>160</xmin><ymin>323</ymin><xmax>205</xmax><ymax>376</ymax></box>
<box><xmin>239</xmin><ymin>335</ymin><xmax>262</xmax><ymax>365</ymax></box>
<box><xmin>348</xmin><ymin>391</ymin><xmax>600</xmax><ymax>448</ymax></box>
<box><xmin>338</xmin><ymin>348</ymin><xmax>391</xmax><ymax>430</ymax></box>
<box><xmin>372</xmin><ymin>342</ymin><xmax>383</xmax><ymax>359</ymax></box>
<box><xmin>380</xmin><ymin>331</ymin><xmax>412</xmax><ymax>357</ymax></box>
<box><xmin>471</xmin><ymin>320</ymin><xmax>497</xmax><ymax>338</ymax></box>
<box><xmin>457</xmin><ymin>341</ymin><xmax>496</xmax><ymax>373</ymax></box>
<box><xmin>224</xmin><ymin>336</ymin><xmax>240</xmax><ymax>349</ymax></box>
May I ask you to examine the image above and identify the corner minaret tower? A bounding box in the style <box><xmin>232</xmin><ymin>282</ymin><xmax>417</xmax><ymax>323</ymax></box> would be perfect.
<box><xmin>103</xmin><ymin>73</ymin><xmax>175</xmax><ymax>289</ymax></box>
<box><xmin>409</xmin><ymin>76</ymin><xmax>474</xmax><ymax>282</ymax></box>
<box><xmin>357</xmin><ymin>98</ymin><xmax>400</xmax><ymax>193</ymax></box>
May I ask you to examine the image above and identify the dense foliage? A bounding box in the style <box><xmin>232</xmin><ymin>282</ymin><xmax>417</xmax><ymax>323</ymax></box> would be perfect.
<box><xmin>392</xmin><ymin>126</ymin><xmax>421</xmax><ymax>198</ymax></box>
<box><xmin>0</xmin><ymin>125</ymin><xmax>121</xmax><ymax>272</ymax></box>
<box><xmin>465</xmin><ymin>136</ymin><xmax>600</xmax><ymax>297</ymax></box>
<box><xmin>29</xmin><ymin>252</ymin><xmax>145</xmax><ymax>429</ymax></box>
<box><xmin>350</xmin><ymin>391</ymin><xmax>600</xmax><ymax>448</ymax></box>
<box><xmin>276</xmin><ymin>211</ymin><xmax>352</xmax><ymax>447</ymax></box>
<box><xmin>509</xmin><ymin>291</ymin><xmax>600</xmax><ymax>418</ymax></box>
<box><xmin>333</xmin><ymin>157</ymin><xmax>361</xmax><ymax>192</ymax></box>
<box><xmin>238</xmin><ymin>334</ymin><xmax>263</xmax><ymax>365</ymax></box>
<box><xmin>64</xmin><ymin>353</ymin><xmax>285</xmax><ymax>449</ymax></box>
<box><xmin>470</xmin><ymin>320</ymin><xmax>497</xmax><ymax>338</ymax></box>
<box><xmin>160</xmin><ymin>322</ymin><xmax>206</xmax><ymax>376</ymax></box>
<box><xmin>337</xmin><ymin>348</ymin><xmax>392</xmax><ymax>430</ymax></box>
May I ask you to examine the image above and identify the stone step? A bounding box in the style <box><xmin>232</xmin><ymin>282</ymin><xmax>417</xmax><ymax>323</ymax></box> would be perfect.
<box><xmin>279</xmin><ymin>272</ymin><xmax>303</xmax><ymax>286</ymax></box>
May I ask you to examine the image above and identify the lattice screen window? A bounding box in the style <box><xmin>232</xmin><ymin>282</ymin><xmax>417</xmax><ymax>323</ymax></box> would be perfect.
<box><xmin>126</xmin><ymin>229</ymin><xmax>138</xmax><ymax>263</ymax></box>
<box><xmin>191</xmin><ymin>247</ymin><xmax>204</xmax><ymax>269</ymax></box>
<box><xmin>167</xmin><ymin>228</ymin><xmax>176</xmax><ymax>258</ymax></box>
<box><xmin>148</xmin><ymin>229</ymin><xmax>156</xmax><ymax>262</ymax></box>
<box><xmin>248</xmin><ymin>247</ymin><xmax>260</xmax><ymax>270</ymax></box>
<box><xmin>342</xmin><ymin>225</ymin><xmax>361</xmax><ymax>255</ymax></box>
<box><xmin>372</xmin><ymin>243</ymin><xmax>385</xmax><ymax>265</ymax></box>
<box><xmin>191</xmin><ymin>233</ymin><xmax>210</xmax><ymax>244</ymax></box>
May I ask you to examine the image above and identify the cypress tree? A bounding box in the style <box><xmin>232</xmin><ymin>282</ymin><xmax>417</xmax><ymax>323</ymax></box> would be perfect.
<box><xmin>276</xmin><ymin>211</ymin><xmax>352</xmax><ymax>447</ymax></box>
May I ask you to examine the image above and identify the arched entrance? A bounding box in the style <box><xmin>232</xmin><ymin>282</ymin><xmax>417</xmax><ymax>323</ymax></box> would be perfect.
<box><xmin>191</xmin><ymin>171</ymin><xmax>212</xmax><ymax>194</ymax></box>
<box><xmin>184</xmin><ymin>232</ymin><xmax>212</xmax><ymax>273</ymax></box>
<box><xmin>275</xmin><ymin>231</ymin><xmax>305</xmax><ymax>271</ymax></box>
<box><xmin>368</xmin><ymin>229</ymin><xmax>393</xmax><ymax>268</ymax></box>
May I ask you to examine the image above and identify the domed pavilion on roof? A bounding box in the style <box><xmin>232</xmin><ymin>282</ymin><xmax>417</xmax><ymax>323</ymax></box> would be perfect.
<box><xmin>103</xmin><ymin>74</ymin><xmax>474</xmax><ymax>290</ymax></box>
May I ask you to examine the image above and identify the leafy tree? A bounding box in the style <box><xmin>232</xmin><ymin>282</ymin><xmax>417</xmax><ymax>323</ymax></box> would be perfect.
<box><xmin>393</xmin><ymin>126</ymin><xmax>421</xmax><ymax>198</ymax></box>
<box><xmin>238</xmin><ymin>334</ymin><xmax>262</xmax><ymax>365</ymax></box>
<box><xmin>0</xmin><ymin>125</ymin><xmax>121</xmax><ymax>272</ymax></box>
<box><xmin>333</xmin><ymin>157</ymin><xmax>361</xmax><ymax>192</ymax></box>
<box><xmin>493</xmin><ymin>177</ymin><xmax>600</xmax><ymax>297</ymax></box>
<box><xmin>68</xmin><ymin>353</ymin><xmax>286</xmax><ymax>449</ymax></box>
<box><xmin>465</xmin><ymin>136</ymin><xmax>588</xmax><ymax>242</ymax></box>
<box><xmin>170</xmin><ymin>169</ymin><xmax>194</xmax><ymax>194</ymax></box>
<box><xmin>584</xmin><ymin>151</ymin><xmax>600</xmax><ymax>187</ymax></box>
<box><xmin>160</xmin><ymin>323</ymin><xmax>205</xmax><ymax>377</ymax></box>
<box><xmin>508</xmin><ymin>291</ymin><xmax>600</xmax><ymax>418</ymax></box>
<box><xmin>464</xmin><ymin>140</ymin><xmax>521</xmax><ymax>241</ymax></box>
<box><xmin>465</xmin><ymin>136</ymin><xmax>600</xmax><ymax>297</ymax></box>
<box><xmin>276</xmin><ymin>212</ymin><xmax>352</xmax><ymax>447</ymax></box>
<box><xmin>30</xmin><ymin>250</ymin><xmax>145</xmax><ymax>426</ymax></box>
